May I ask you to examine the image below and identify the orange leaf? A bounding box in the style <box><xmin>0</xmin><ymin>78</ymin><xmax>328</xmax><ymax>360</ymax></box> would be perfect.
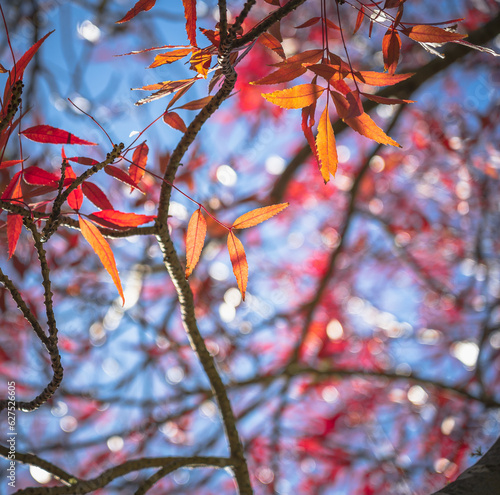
<box><xmin>148</xmin><ymin>48</ymin><xmax>192</xmax><ymax>68</ymax></box>
<box><xmin>227</xmin><ymin>231</ymin><xmax>248</xmax><ymax>301</ymax></box>
<box><xmin>185</xmin><ymin>209</ymin><xmax>207</xmax><ymax>278</ymax></box>
<box><xmin>129</xmin><ymin>142</ymin><xmax>149</xmax><ymax>189</ymax></box>
<box><xmin>382</xmin><ymin>29</ymin><xmax>401</xmax><ymax>75</ymax></box>
<box><xmin>78</xmin><ymin>215</ymin><xmax>125</xmax><ymax>305</ymax></box>
<box><xmin>316</xmin><ymin>106</ymin><xmax>338</xmax><ymax>183</ymax></box>
<box><xmin>259</xmin><ymin>32</ymin><xmax>286</xmax><ymax>59</ymax></box>
<box><xmin>189</xmin><ymin>49</ymin><xmax>213</xmax><ymax>77</ymax></box>
<box><xmin>116</xmin><ymin>0</ymin><xmax>156</xmax><ymax>23</ymax></box>
<box><xmin>163</xmin><ymin>112</ymin><xmax>188</xmax><ymax>133</ymax></box>
<box><xmin>262</xmin><ymin>84</ymin><xmax>325</xmax><ymax>109</ymax></box>
<box><xmin>346</xmin><ymin>70</ymin><xmax>414</xmax><ymax>86</ymax></box>
<box><xmin>251</xmin><ymin>63</ymin><xmax>307</xmax><ymax>86</ymax></box>
<box><xmin>182</xmin><ymin>0</ymin><xmax>197</xmax><ymax>47</ymax></box>
<box><xmin>7</xmin><ymin>214</ymin><xmax>23</xmax><ymax>259</ymax></box>
<box><xmin>354</xmin><ymin>6</ymin><xmax>365</xmax><ymax>35</ymax></box>
<box><xmin>232</xmin><ymin>203</ymin><xmax>289</xmax><ymax>229</ymax></box>
<box><xmin>403</xmin><ymin>25</ymin><xmax>467</xmax><ymax>43</ymax></box>
<box><xmin>302</xmin><ymin>104</ymin><xmax>319</xmax><ymax>164</ymax></box>
<box><xmin>272</xmin><ymin>49</ymin><xmax>323</xmax><ymax>67</ymax></box>
<box><xmin>90</xmin><ymin>210</ymin><xmax>155</xmax><ymax>228</ymax></box>
<box><xmin>331</xmin><ymin>91</ymin><xmax>401</xmax><ymax>147</ymax></box>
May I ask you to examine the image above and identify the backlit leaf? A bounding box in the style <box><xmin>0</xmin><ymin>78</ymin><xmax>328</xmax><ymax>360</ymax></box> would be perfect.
<box><xmin>0</xmin><ymin>159</ymin><xmax>25</xmax><ymax>170</ymax></box>
<box><xmin>295</xmin><ymin>17</ymin><xmax>320</xmax><ymax>29</ymax></box>
<box><xmin>116</xmin><ymin>0</ymin><xmax>156</xmax><ymax>24</ymax></box>
<box><xmin>331</xmin><ymin>91</ymin><xmax>401</xmax><ymax>147</ymax></box>
<box><xmin>91</xmin><ymin>210</ymin><xmax>155</xmax><ymax>228</ymax></box>
<box><xmin>163</xmin><ymin>112</ymin><xmax>188</xmax><ymax>133</ymax></box>
<box><xmin>21</xmin><ymin>125</ymin><xmax>97</xmax><ymax>145</ymax></box>
<box><xmin>78</xmin><ymin>215</ymin><xmax>124</xmax><ymax>305</ymax></box>
<box><xmin>346</xmin><ymin>71</ymin><xmax>414</xmax><ymax>86</ymax></box>
<box><xmin>262</xmin><ymin>84</ymin><xmax>325</xmax><ymax>109</ymax></box>
<box><xmin>185</xmin><ymin>209</ymin><xmax>207</xmax><ymax>278</ymax></box>
<box><xmin>7</xmin><ymin>214</ymin><xmax>23</xmax><ymax>259</ymax></box>
<box><xmin>129</xmin><ymin>142</ymin><xmax>149</xmax><ymax>189</ymax></box>
<box><xmin>65</xmin><ymin>165</ymin><xmax>83</xmax><ymax>211</ymax></box>
<box><xmin>1</xmin><ymin>172</ymin><xmax>23</xmax><ymax>201</ymax></box>
<box><xmin>23</xmin><ymin>166</ymin><xmax>59</xmax><ymax>186</ymax></box>
<box><xmin>176</xmin><ymin>96</ymin><xmax>213</xmax><ymax>110</ymax></box>
<box><xmin>82</xmin><ymin>182</ymin><xmax>114</xmax><ymax>210</ymax></box>
<box><xmin>251</xmin><ymin>63</ymin><xmax>307</xmax><ymax>86</ymax></box>
<box><xmin>148</xmin><ymin>48</ymin><xmax>192</xmax><ymax>68</ymax></box>
<box><xmin>232</xmin><ymin>203</ymin><xmax>289</xmax><ymax>229</ymax></box>
<box><xmin>403</xmin><ymin>25</ymin><xmax>467</xmax><ymax>43</ymax></box>
<box><xmin>259</xmin><ymin>32</ymin><xmax>286</xmax><ymax>59</ymax></box>
<box><xmin>354</xmin><ymin>6</ymin><xmax>365</xmax><ymax>34</ymax></box>
<box><xmin>105</xmin><ymin>165</ymin><xmax>144</xmax><ymax>192</ymax></box>
<box><xmin>382</xmin><ymin>29</ymin><xmax>401</xmax><ymax>75</ymax></box>
<box><xmin>182</xmin><ymin>0</ymin><xmax>197</xmax><ymax>47</ymax></box>
<box><xmin>361</xmin><ymin>93</ymin><xmax>414</xmax><ymax>105</ymax></box>
<box><xmin>316</xmin><ymin>106</ymin><xmax>338</xmax><ymax>183</ymax></box>
<box><xmin>67</xmin><ymin>156</ymin><xmax>100</xmax><ymax>166</ymax></box>
<box><xmin>227</xmin><ymin>231</ymin><xmax>248</xmax><ymax>301</ymax></box>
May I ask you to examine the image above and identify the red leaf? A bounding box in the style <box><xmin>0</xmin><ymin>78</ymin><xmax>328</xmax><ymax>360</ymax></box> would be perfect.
<box><xmin>82</xmin><ymin>182</ymin><xmax>114</xmax><ymax>210</ymax></box>
<box><xmin>175</xmin><ymin>96</ymin><xmax>213</xmax><ymax>110</ymax></box>
<box><xmin>316</xmin><ymin>105</ymin><xmax>338</xmax><ymax>183</ymax></box>
<box><xmin>354</xmin><ymin>6</ymin><xmax>365</xmax><ymax>34</ymax></box>
<box><xmin>105</xmin><ymin>165</ymin><xmax>144</xmax><ymax>192</ymax></box>
<box><xmin>185</xmin><ymin>209</ymin><xmax>207</xmax><ymax>278</ymax></box>
<box><xmin>0</xmin><ymin>159</ymin><xmax>25</xmax><ymax>170</ymax></box>
<box><xmin>90</xmin><ymin>210</ymin><xmax>155</xmax><ymax>228</ymax></box>
<box><xmin>403</xmin><ymin>25</ymin><xmax>467</xmax><ymax>43</ymax></box>
<box><xmin>67</xmin><ymin>156</ymin><xmax>100</xmax><ymax>166</ymax></box>
<box><xmin>295</xmin><ymin>17</ymin><xmax>320</xmax><ymax>29</ymax></box>
<box><xmin>182</xmin><ymin>0</ymin><xmax>197</xmax><ymax>47</ymax></box>
<box><xmin>78</xmin><ymin>215</ymin><xmax>125</xmax><ymax>305</ymax></box>
<box><xmin>116</xmin><ymin>0</ymin><xmax>156</xmax><ymax>24</ymax></box>
<box><xmin>21</xmin><ymin>125</ymin><xmax>97</xmax><ymax>145</ymax></box>
<box><xmin>227</xmin><ymin>231</ymin><xmax>248</xmax><ymax>301</ymax></box>
<box><xmin>23</xmin><ymin>166</ymin><xmax>59</xmax><ymax>186</ymax></box>
<box><xmin>65</xmin><ymin>165</ymin><xmax>83</xmax><ymax>211</ymax></box>
<box><xmin>129</xmin><ymin>142</ymin><xmax>149</xmax><ymax>189</ymax></box>
<box><xmin>2</xmin><ymin>31</ymin><xmax>53</xmax><ymax>114</ymax></box>
<box><xmin>232</xmin><ymin>203</ymin><xmax>289</xmax><ymax>229</ymax></box>
<box><xmin>1</xmin><ymin>171</ymin><xmax>23</xmax><ymax>201</ymax></box>
<box><xmin>382</xmin><ymin>29</ymin><xmax>401</xmax><ymax>75</ymax></box>
<box><xmin>163</xmin><ymin>112</ymin><xmax>188</xmax><ymax>133</ymax></box>
<box><xmin>7</xmin><ymin>214</ymin><xmax>23</xmax><ymax>259</ymax></box>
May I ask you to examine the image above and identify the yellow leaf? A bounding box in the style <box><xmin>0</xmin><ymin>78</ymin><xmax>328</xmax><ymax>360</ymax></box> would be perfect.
<box><xmin>78</xmin><ymin>216</ymin><xmax>125</xmax><ymax>305</ymax></box>
<box><xmin>316</xmin><ymin>106</ymin><xmax>338</xmax><ymax>183</ymax></box>
<box><xmin>262</xmin><ymin>84</ymin><xmax>325</xmax><ymax>109</ymax></box>
<box><xmin>227</xmin><ymin>231</ymin><xmax>248</xmax><ymax>301</ymax></box>
<box><xmin>185</xmin><ymin>209</ymin><xmax>207</xmax><ymax>278</ymax></box>
<box><xmin>232</xmin><ymin>203</ymin><xmax>289</xmax><ymax>229</ymax></box>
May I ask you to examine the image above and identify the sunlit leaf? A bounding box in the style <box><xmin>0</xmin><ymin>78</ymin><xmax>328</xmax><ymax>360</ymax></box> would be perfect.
<box><xmin>82</xmin><ymin>182</ymin><xmax>114</xmax><ymax>210</ymax></box>
<box><xmin>403</xmin><ymin>24</ymin><xmax>467</xmax><ymax>43</ymax></box>
<box><xmin>129</xmin><ymin>142</ymin><xmax>149</xmax><ymax>190</ymax></box>
<box><xmin>91</xmin><ymin>210</ymin><xmax>155</xmax><ymax>228</ymax></box>
<box><xmin>67</xmin><ymin>156</ymin><xmax>100</xmax><ymax>166</ymax></box>
<box><xmin>148</xmin><ymin>48</ymin><xmax>193</xmax><ymax>68</ymax></box>
<box><xmin>259</xmin><ymin>32</ymin><xmax>286</xmax><ymax>59</ymax></box>
<box><xmin>105</xmin><ymin>165</ymin><xmax>144</xmax><ymax>192</ymax></box>
<box><xmin>232</xmin><ymin>203</ymin><xmax>289</xmax><ymax>229</ymax></box>
<box><xmin>227</xmin><ymin>230</ymin><xmax>248</xmax><ymax>301</ymax></box>
<box><xmin>21</xmin><ymin>125</ymin><xmax>97</xmax><ymax>145</ymax></box>
<box><xmin>7</xmin><ymin>214</ymin><xmax>23</xmax><ymax>259</ymax></box>
<box><xmin>354</xmin><ymin>6</ymin><xmax>365</xmax><ymax>34</ymax></box>
<box><xmin>1</xmin><ymin>172</ymin><xmax>23</xmax><ymax>201</ymax></box>
<box><xmin>65</xmin><ymin>165</ymin><xmax>83</xmax><ymax>211</ymax></box>
<box><xmin>316</xmin><ymin>106</ymin><xmax>338</xmax><ymax>183</ymax></box>
<box><xmin>361</xmin><ymin>92</ymin><xmax>414</xmax><ymax>105</ymax></box>
<box><xmin>182</xmin><ymin>0</ymin><xmax>197</xmax><ymax>47</ymax></box>
<box><xmin>185</xmin><ymin>209</ymin><xmax>207</xmax><ymax>278</ymax></box>
<box><xmin>262</xmin><ymin>84</ymin><xmax>325</xmax><ymax>109</ymax></box>
<box><xmin>382</xmin><ymin>29</ymin><xmax>401</xmax><ymax>75</ymax></box>
<box><xmin>346</xmin><ymin>71</ymin><xmax>414</xmax><ymax>86</ymax></box>
<box><xmin>175</xmin><ymin>96</ymin><xmax>213</xmax><ymax>110</ymax></box>
<box><xmin>251</xmin><ymin>63</ymin><xmax>307</xmax><ymax>86</ymax></box>
<box><xmin>78</xmin><ymin>215</ymin><xmax>124</xmax><ymax>305</ymax></box>
<box><xmin>23</xmin><ymin>166</ymin><xmax>59</xmax><ymax>186</ymax></box>
<box><xmin>116</xmin><ymin>0</ymin><xmax>156</xmax><ymax>24</ymax></box>
<box><xmin>0</xmin><ymin>159</ymin><xmax>25</xmax><ymax>170</ymax></box>
<box><xmin>164</xmin><ymin>111</ymin><xmax>188</xmax><ymax>133</ymax></box>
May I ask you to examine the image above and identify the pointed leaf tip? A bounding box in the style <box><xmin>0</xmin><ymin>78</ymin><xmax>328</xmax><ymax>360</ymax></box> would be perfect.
<box><xmin>78</xmin><ymin>216</ymin><xmax>125</xmax><ymax>305</ymax></box>
<box><xmin>185</xmin><ymin>209</ymin><xmax>207</xmax><ymax>278</ymax></box>
<box><xmin>227</xmin><ymin>231</ymin><xmax>248</xmax><ymax>301</ymax></box>
<box><xmin>232</xmin><ymin>203</ymin><xmax>289</xmax><ymax>229</ymax></box>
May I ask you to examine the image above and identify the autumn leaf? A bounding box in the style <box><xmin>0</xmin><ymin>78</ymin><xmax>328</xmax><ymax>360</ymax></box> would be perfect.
<box><xmin>21</xmin><ymin>125</ymin><xmax>97</xmax><ymax>145</ymax></box>
<box><xmin>148</xmin><ymin>48</ymin><xmax>193</xmax><ymax>68</ymax></box>
<box><xmin>105</xmin><ymin>165</ymin><xmax>144</xmax><ymax>192</ymax></box>
<box><xmin>316</xmin><ymin>106</ymin><xmax>338</xmax><ymax>183</ymax></box>
<box><xmin>90</xmin><ymin>210</ymin><xmax>155</xmax><ymax>228</ymax></box>
<box><xmin>227</xmin><ymin>230</ymin><xmax>248</xmax><ymax>301</ymax></box>
<box><xmin>182</xmin><ymin>0</ymin><xmax>197</xmax><ymax>47</ymax></box>
<box><xmin>0</xmin><ymin>159</ymin><xmax>25</xmax><ymax>170</ymax></box>
<box><xmin>361</xmin><ymin>92</ymin><xmax>414</xmax><ymax>105</ymax></box>
<box><xmin>382</xmin><ymin>29</ymin><xmax>401</xmax><ymax>75</ymax></box>
<box><xmin>164</xmin><ymin>112</ymin><xmax>188</xmax><ymax>133</ymax></box>
<box><xmin>175</xmin><ymin>96</ymin><xmax>213</xmax><ymax>110</ymax></box>
<box><xmin>23</xmin><ymin>166</ymin><xmax>59</xmax><ymax>186</ymax></box>
<box><xmin>129</xmin><ymin>142</ymin><xmax>149</xmax><ymax>190</ymax></box>
<box><xmin>403</xmin><ymin>25</ymin><xmax>467</xmax><ymax>43</ymax></box>
<box><xmin>262</xmin><ymin>84</ymin><xmax>325</xmax><ymax>109</ymax></box>
<box><xmin>116</xmin><ymin>0</ymin><xmax>156</xmax><ymax>24</ymax></box>
<box><xmin>259</xmin><ymin>32</ymin><xmax>286</xmax><ymax>59</ymax></box>
<box><xmin>295</xmin><ymin>17</ymin><xmax>320</xmax><ymax>29</ymax></box>
<box><xmin>232</xmin><ymin>203</ymin><xmax>289</xmax><ymax>229</ymax></box>
<box><xmin>67</xmin><ymin>156</ymin><xmax>100</xmax><ymax>166</ymax></box>
<box><xmin>189</xmin><ymin>49</ymin><xmax>213</xmax><ymax>77</ymax></box>
<box><xmin>185</xmin><ymin>209</ymin><xmax>207</xmax><ymax>278</ymax></box>
<box><xmin>82</xmin><ymin>182</ymin><xmax>114</xmax><ymax>210</ymax></box>
<box><xmin>302</xmin><ymin>104</ymin><xmax>319</xmax><ymax>164</ymax></box>
<box><xmin>331</xmin><ymin>91</ymin><xmax>401</xmax><ymax>147</ymax></box>
<box><xmin>272</xmin><ymin>49</ymin><xmax>323</xmax><ymax>67</ymax></box>
<box><xmin>250</xmin><ymin>63</ymin><xmax>307</xmax><ymax>86</ymax></box>
<box><xmin>134</xmin><ymin>79</ymin><xmax>197</xmax><ymax>105</ymax></box>
<box><xmin>354</xmin><ymin>6</ymin><xmax>365</xmax><ymax>35</ymax></box>
<box><xmin>346</xmin><ymin>71</ymin><xmax>414</xmax><ymax>86</ymax></box>
<box><xmin>65</xmin><ymin>165</ymin><xmax>83</xmax><ymax>211</ymax></box>
<box><xmin>7</xmin><ymin>214</ymin><xmax>23</xmax><ymax>259</ymax></box>
<box><xmin>78</xmin><ymin>215</ymin><xmax>125</xmax><ymax>305</ymax></box>
<box><xmin>1</xmin><ymin>171</ymin><xmax>23</xmax><ymax>201</ymax></box>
